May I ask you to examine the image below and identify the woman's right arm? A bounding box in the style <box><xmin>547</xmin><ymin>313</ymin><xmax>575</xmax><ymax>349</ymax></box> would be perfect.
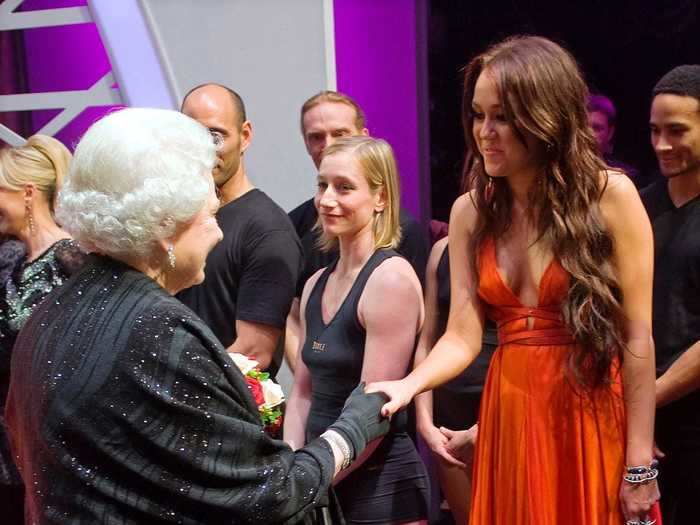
<box><xmin>414</xmin><ymin>238</ymin><xmax>465</xmax><ymax>467</ymax></box>
<box><xmin>368</xmin><ymin>193</ymin><xmax>486</xmax><ymax>416</ymax></box>
<box><xmin>283</xmin><ymin>270</ymin><xmax>322</xmax><ymax>450</ymax></box>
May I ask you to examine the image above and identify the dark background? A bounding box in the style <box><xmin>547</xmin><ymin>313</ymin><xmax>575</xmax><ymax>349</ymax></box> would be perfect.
<box><xmin>428</xmin><ymin>0</ymin><xmax>700</xmax><ymax>221</ymax></box>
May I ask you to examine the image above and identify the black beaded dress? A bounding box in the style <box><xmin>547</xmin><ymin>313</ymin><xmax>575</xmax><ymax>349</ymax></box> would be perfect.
<box><xmin>6</xmin><ymin>255</ymin><xmax>337</xmax><ymax>524</ymax></box>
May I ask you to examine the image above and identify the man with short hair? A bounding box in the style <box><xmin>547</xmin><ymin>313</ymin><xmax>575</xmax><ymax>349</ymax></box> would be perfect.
<box><xmin>177</xmin><ymin>83</ymin><xmax>302</xmax><ymax>372</ymax></box>
<box><xmin>642</xmin><ymin>65</ymin><xmax>700</xmax><ymax>525</ymax></box>
<box><xmin>285</xmin><ymin>91</ymin><xmax>429</xmax><ymax>369</ymax></box>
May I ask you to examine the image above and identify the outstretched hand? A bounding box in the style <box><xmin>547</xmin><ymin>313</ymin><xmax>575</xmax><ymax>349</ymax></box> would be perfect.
<box><xmin>365</xmin><ymin>379</ymin><xmax>416</xmax><ymax>418</ymax></box>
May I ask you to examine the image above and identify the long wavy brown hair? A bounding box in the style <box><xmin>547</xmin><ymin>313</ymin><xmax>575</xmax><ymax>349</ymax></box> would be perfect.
<box><xmin>462</xmin><ymin>36</ymin><xmax>625</xmax><ymax>390</ymax></box>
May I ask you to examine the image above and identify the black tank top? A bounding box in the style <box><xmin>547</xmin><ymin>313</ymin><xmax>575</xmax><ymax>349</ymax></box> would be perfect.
<box><xmin>302</xmin><ymin>249</ymin><xmax>408</xmax><ymax>441</ymax></box>
<box><xmin>437</xmin><ymin>245</ymin><xmax>498</xmax><ymax>393</ymax></box>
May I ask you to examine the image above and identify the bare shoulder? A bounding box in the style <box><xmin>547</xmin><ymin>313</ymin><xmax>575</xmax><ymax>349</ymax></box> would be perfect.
<box><xmin>367</xmin><ymin>256</ymin><xmax>421</xmax><ymax>295</ymax></box>
<box><xmin>600</xmin><ymin>169</ymin><xmax>637</xmax><ymax>202</ymax></box>
<box><xmin>427</xmin><ymin>236</ymin><xmax>448</xmax><ymax>273</ymax></box>
<box><xmin>600</xmin><ymin>170</ymin><xmax>649</xmax><ymax>237</ymax></box>
<box><xmin>450</xmin><ymin>190</ymin><xmax>479</xmax><ymax>234</ymax></box>
<box><xmin>599</xmin><ymin>170</ymin><xmax>644</xmax><ymax>223</ymax></box>
<box><xmin>359</xmin><ymin>255</ymin><xmax>423</xmax><ymax>329</ymax></box>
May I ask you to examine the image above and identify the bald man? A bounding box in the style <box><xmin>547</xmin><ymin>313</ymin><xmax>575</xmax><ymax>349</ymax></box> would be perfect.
<box><xmin>177</xmin><ymin>84</ymin><xmax>302</xmax><ymax>372</ymax></box>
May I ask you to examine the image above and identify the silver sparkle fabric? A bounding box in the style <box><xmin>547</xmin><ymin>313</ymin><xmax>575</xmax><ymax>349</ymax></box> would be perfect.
<box><xmin>5</xmin><ymin>255</ymin><xmax>335</xmax><ymax>523</ymax></box>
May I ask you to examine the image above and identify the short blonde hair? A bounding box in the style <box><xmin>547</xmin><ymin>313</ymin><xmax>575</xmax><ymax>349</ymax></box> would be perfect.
<box><xmin>317</xmin><ymin>136</ymin><xmax>401</xmax><ymax>251</ymax></box>
<box><xmin>0</xmin><ymin>135</ymin><xmax>72</xmax><ymax>210</ymax></box>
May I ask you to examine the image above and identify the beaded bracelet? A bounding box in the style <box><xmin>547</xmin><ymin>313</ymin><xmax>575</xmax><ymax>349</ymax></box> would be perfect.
<box><xmin>623</xmin><ymin>460</ymin><xmax>659</xmax><ymax>484</ymax></box>
<box><xmin>320</xmin><ymin>430</ymin><xmax>352</xmax><ymax>470</ymax></box>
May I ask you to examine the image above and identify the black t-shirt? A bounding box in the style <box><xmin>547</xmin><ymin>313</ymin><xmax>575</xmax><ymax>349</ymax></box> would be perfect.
<box><xmin>288</xmin><ymin>198</ymin><xmax>429</xmax><ymax>296</ymax></box>
<box><xmin>178</xmin><ymin>189</ymin><xmax>302</xmax><ymax>350</ymax></box>
<box><xmin>641</xmin><ymin>180</ymin><xmax>700</xmax><ymax>375</ymax></box>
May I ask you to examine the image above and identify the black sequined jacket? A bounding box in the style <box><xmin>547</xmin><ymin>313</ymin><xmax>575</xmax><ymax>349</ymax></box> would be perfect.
<box><xmin>6</xmin><ymin>255</ymin><xmax>335</xmax><ymax>524</ymax></box>
<box><xmin>0</xmin><ymin>238</ymin><xmax>85</xmax><ymax>487</ymax></box>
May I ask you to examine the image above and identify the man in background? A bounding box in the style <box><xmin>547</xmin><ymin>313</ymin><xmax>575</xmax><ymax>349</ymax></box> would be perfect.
<box><xmin>642</xmin><ymin>65</ymin><xmax>700</xmax><ymax>525</ymax></box>
<box><xmin>178</xmin><ymin>83</ymin><xmax>302</xmax><ymax>373</ymax></box>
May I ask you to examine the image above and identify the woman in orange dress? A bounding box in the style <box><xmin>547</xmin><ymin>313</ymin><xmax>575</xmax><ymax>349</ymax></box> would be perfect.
<box><xmin>368</xmin><ymin>36</ymin><xmax>659</xmax><ymax>525</ymax></box>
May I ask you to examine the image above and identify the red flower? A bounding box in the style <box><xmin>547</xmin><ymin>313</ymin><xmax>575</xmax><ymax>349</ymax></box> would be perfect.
<box><xmin>246</xmin><ymin>376</ymin><xmax>265</xmax><ymax>406</ymax></box>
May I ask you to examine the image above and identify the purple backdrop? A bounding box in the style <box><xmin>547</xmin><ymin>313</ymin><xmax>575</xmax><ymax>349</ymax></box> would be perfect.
<box><xmin>19</xmin><ymin>0</ymin><xmax>121</xmax><ymax>149</ymax></box>
<box><xmin>334</xmin><ymin>0</ymin><xmax>426</xmax><ymax>220</ymax></box>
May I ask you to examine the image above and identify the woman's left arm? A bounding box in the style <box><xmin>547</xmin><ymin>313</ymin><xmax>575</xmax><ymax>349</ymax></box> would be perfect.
<box><xmin>333</xmin><ymin>257</ymin><xmax>424</xmax><ymax>484</ymax></box>
<box><xmin>600</xmin><ymin>173</ymin><xmax>659</xmax><ymax>517</ymax></box>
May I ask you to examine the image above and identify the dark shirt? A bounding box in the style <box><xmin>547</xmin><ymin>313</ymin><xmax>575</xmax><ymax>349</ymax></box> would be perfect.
<box><xmin>288</xmin><ymin>198</ymin><xmax>429</xmax><ymax>296</ymax></box>
<box><xmin>6</xmin><ymin>255</ymin><xmax>335</xmax><ymax>524</ymax></box>
<box><xmin>178</xmin><ymin>189</ymin><xmax>302</xmax><ymax>350</ymax></box>
<box><xmin>0</xmin><ymin>238</ymin><xmax>85</xmax><ymax>487</ymax></box>
<box><xmin>641</xmin><ymin>180</ymin><xmax>700</xmax><ymax>374</ymax></box>
<box><xmin>436</xmin><ymin>245</ymin><xmax>498</xmax><ymax>393</ymax></box>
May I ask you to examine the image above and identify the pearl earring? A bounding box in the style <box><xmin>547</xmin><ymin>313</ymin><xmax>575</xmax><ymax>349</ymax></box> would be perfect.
<box><xmin>167</xmin><ymin>244</ymin><xmax>176</xmax><ymax>269</ymax></box>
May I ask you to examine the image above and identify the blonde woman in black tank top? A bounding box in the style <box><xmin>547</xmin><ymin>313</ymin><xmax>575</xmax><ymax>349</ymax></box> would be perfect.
<box><xmin>284</xmin><ymin>137</ymin><xmax>429</xmax><ymax>525</ymax></box>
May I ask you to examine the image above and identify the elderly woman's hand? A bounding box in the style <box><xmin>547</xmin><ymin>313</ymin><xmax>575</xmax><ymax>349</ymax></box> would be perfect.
<box><xmin>327</xmin><ymin>383</ymin><xmax>390</xmax><ymax>460</ymax></box>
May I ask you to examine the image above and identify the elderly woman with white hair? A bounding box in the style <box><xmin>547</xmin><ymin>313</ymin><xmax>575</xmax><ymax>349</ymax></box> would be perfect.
<box><xmin>5</xmin><ymin>108</ymin><xmax>389</xmax><ymax>524</ymax></box>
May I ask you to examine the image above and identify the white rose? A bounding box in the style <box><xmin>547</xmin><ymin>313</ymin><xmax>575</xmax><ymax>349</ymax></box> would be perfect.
<box><xmin>261</xmin><ymin>379</ymin><xmax>285</xmax><ymax>409</ymax></box>
<box><xmin>229</xmin><ymin>352</ymin><xmax>259</xmax><ymax>375</ymax></box>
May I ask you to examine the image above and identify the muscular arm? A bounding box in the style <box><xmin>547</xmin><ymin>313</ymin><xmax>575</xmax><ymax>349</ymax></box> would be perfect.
<box><xmin>656</xmin><ymin>340</ymin><xmax>700</xmax><ymax>408</ymax></box>
<box><xmin>601</xmin><ymin>173</ymin><xmax>656</xmax><ymax>467</ymax></box>
<box><xmin>333</xmin><ymin>258</ymin><xmax>424</xmax><ymax>483</ymax></box>
<box><xmin>227</xmin><ymin>319</ymin><xmax>280</xmax><ymax>370</ymax></box>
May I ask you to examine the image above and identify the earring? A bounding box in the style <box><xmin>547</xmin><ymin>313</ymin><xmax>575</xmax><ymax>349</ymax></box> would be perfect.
<box><xmin>485</xmin><ymin>176</ymin><xmax>495</xmax><ymax>201</ymax></box>
<box><xmin>25</xmin><ymin>202</ymin><xmax>35</xmax><ymax>235</ymax></box>
<box><xmin>167</xmin><ymin>244</ymin><xmax>176</xmax><ymax>270</ymax></box>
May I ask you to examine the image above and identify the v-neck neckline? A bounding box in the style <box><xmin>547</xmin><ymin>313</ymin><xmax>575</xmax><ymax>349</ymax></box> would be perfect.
<box><xmin>488</xmin><ymin>238</ymin><xmax>556</xmax><ymax>309</ymax></box>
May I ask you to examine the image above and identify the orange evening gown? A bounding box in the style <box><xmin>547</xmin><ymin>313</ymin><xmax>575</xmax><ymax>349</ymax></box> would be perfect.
<box><xmin>469</xmin><ymin>237</ymin><xmax>626</xmax><ymax>525</ymax></box>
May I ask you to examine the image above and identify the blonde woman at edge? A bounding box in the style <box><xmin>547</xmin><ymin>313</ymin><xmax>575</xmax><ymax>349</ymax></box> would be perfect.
<box><xmin>0</xmin><ymin>135</ymin><xmax>85</xmax><ymax>524</ymax></box>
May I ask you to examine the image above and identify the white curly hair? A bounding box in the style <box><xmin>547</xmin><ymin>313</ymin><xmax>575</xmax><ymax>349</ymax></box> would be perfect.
<box><xmin>57</xmin><ymin>108</ymin><xmax>216</xmax><ymax>258</ymax></box>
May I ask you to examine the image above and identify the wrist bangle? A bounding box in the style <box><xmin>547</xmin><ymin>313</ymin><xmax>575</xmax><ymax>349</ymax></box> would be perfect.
<box><xmin>623</xmin><ymin>460</ymin><xmax>659</xmax><ymax>484</ymax></box>
<box><xmin>321</xmin><ymin>430</ymin><xmax>352</xmax><ymax>470</ymax></box>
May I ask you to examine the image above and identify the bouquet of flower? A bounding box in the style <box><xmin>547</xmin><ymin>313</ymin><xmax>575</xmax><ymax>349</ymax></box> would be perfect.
<box><xmin>230</xmin><ymin>353</ymin><xmax>285</xmax><ymax>437</ymax></box>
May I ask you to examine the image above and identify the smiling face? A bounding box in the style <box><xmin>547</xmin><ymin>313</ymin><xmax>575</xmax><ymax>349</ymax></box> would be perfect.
<box><xmin>471</xmin><ymin>70</ymin><xmax>539</xmax><ymax>179</ymax></box>
<box><xmin>302</xmin><ymin>102</ymin><xmax>368</xmax><ymax>169</ymax></box>
<box><xmin>314</xmin><ymin>151</ymin><xmax>384</xmax><ymax>242</ymax></box>
<box><xmin>650</xmin><ymin>93</ymin><xmax>700</xmax><ymax>179</ymax></box>
<box><xmin>168</xmin><ymin>186</ymin><xmax>223</xmax><ymax>293</ymax></box>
